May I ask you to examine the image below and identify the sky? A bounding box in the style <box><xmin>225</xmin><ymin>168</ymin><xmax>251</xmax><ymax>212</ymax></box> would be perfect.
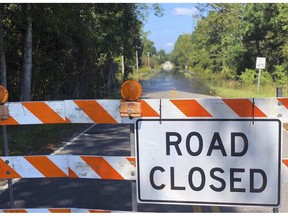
<box><xmin>143</xmin><ymin>3</ymin><xmax>200</xmax><ymax>54</ymax></box>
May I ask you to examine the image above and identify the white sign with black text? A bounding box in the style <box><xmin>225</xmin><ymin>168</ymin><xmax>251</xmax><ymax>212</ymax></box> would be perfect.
<box><xmin>136</xmin><ymin>119</ymin><xmax>281</xmax><ymax>207</ymax></box>
<box><xmin>256</xmin><ymin>57</ymin><xmax>266</xmax><ymax>69</ymax></box>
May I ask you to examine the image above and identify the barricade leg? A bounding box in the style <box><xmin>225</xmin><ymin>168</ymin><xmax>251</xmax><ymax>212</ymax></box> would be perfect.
<box><xmin>130</xmin><ymin>124</ymin><xmax>137</xmax><ymax>212</ymax></box>
<box><xmin>2</xmin><ymin>126</ymin><xmax>14</xmax><ymax>208</ymax></box>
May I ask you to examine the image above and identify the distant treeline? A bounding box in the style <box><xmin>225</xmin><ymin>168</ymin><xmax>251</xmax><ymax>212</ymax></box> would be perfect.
<box><xmin>0</xmin><ymin>3</ymin><xmax>162</xmax><ymax>101</ymax></box>
<box><xmin>171</xmin><ymin>3</ymin><xmax>288</xmax><ymax>87</ymax></box>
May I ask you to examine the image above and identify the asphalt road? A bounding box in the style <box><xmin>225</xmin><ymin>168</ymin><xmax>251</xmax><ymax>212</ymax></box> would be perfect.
<box><xmin>0</xmin><ymin>71</ymin><xmax>287</xmax><ymax>213</ymax></box>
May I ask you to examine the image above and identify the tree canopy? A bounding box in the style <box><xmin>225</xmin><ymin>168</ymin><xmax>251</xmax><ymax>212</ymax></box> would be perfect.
<box><xmin>0</xmin><ymin>3</ymin><xmax>162</xmax><ymax>101</ymax></box>
<box><xmin>171</xmin><ymin>3</ymin><xmax>288</xmax><ymax>86</ymax></box>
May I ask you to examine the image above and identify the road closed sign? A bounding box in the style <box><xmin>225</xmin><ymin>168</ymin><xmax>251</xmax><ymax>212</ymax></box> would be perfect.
<box><xmin>135</xmin><ymin>119</ymin><xmax>281</xmax><ymax>207</ymax></box>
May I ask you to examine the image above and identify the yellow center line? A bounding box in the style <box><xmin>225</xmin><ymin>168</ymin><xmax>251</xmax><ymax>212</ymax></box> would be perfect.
<box><xmin>211</xmin><ymin>206</ymin><xmax>221</xmax><ymax>212</ymax></box>
<box><xmin>192</xmin><ymin>206</ymin><xmax>202</xmax><ymax>213</ymax></box>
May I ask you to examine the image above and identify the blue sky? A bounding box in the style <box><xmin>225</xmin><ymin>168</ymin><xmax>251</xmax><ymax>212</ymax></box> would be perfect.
<box><xmin>143</xmin><ymin>3</ymin><xmax>200</xmax><ymax>54</ymax></box>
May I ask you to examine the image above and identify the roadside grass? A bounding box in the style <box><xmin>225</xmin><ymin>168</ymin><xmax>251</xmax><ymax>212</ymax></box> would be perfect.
<box><xmin>210</xmin><ymin>79</ymin><xmax>288</xmax><ymax>98</ymax></box>
<box><xmin>186</xmin><ymin>70</ymin><xmax>288</xmax><ymax>98</ymax></box>
<box><xmin>0</xmin><ymin>124</ymin><xmax>92</xmax><ymax>156</ymax></box>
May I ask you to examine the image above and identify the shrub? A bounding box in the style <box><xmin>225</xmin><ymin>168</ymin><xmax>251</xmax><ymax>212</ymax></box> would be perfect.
<box><xmin>272</xmin><ymin>64</ymin><xmax>288</xmax><ymax>87</ymax></box>
<box><xmin>239</xmin><ymin>68</ymin><xmax>257</xmax><ymax>85</ymax></box>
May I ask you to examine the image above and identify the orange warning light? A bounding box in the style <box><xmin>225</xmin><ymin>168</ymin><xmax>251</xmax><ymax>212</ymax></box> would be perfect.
<box><xmin>120</xmin><ymin>80</ymin><xmax>142</xmax><ymax>101</ymax></box>
<box><xmin>0</xmin><ymin>85</ymin><xmax>8</xmax><ymax>105</ymax></box>
<box><xmin>120</xmin><ymin>80</ymin><xmax>142</xmax><ymax>119</ymax></box>
<box><xmin>0</xmin><ymin>85</ymin><xmax>9</xmax><ymax>120</ymax></box>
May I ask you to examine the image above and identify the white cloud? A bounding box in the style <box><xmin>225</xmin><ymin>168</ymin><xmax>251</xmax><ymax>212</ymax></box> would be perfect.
<box><xmin>166</xmin><ymin>43</ymin><xmax>174</xmax><ymax>47</ymax></box>
<box><xmin>172</xmin><ymin>7</ymin><xmax>199</xmax><ymax>16</ymax></box>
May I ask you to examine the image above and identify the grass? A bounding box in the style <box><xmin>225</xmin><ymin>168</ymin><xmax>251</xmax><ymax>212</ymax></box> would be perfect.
<box><xmin>0</xmin><ymin>124</ymin><xmax>91</xmax><ymax>156</ymax></box>
<box><xmin>195</xmin><ymin>73</ymin><xmax>288</xmax><ymax>98</ymax></box>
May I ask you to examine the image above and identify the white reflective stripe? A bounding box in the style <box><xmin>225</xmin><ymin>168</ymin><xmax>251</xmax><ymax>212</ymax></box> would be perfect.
<box><xmin>197</xmin><ymin>98</ymin><xmax>238</xmax><ymax>118</ymax></box>
<box><xmin>283</xmin><ymin>159</ymin><xmax>288</xmax><ymax>183</ymax></box>
<box><xmin>161</xmin><ymin>99</ymin><xmax>186</xmax><ymax>118</ymax></box>
<box><xmin>68</xmin><ymin>156</ymin><xmax>100</xmax><ymax>178</ymax></box>
<box><xmin>45</xmin><ymin>101</ymin><xmax>66</xmax><ymax>121</ymax></box>
<box><xmin>47</xmin><ymin>155</ymin><xmax>69</xmax><ymax>176</ymax></box>
<box><xmin>104</xmin><ymin>157</ymin><xmax>136</xmax><ymax>180</ymax></box>
<box><xmin>7</xmin><ymin>103</ymin><xmax>42</xmax><ymax>124</ymax></box>
<box><xmin>26</xmin><ymin>209</ymin><xmax>51</xmax><ymax>213</ymax></box>
<box><xmin>255</xmin><ymin>98</ymin><xmax>286</xmax><ymax>119</ymax></box>
<box><xmin>64</xmin><ymin>100</ymin><xmax>94</xmax><ymax>123</ymax></box>
<box><xmin>97</xmin><ymin>100</ymin><xmax>121</xmax><ymax>123</ymax></box>
<box><xmin>7</xmin><ymin>156</ymin><xmax>44</xmax><ymax>178</ymax></box>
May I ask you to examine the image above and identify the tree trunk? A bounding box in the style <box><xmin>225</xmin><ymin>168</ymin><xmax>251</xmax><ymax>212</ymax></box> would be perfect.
<box><xmin>0</xmin><ymin>6</ymin><xmax>7</xmax><ymax>87</ymax></box>
<box><xmin>20</xmin><ymin>3</ymin><xmax>33</xmax><ymax>101</ymax></box>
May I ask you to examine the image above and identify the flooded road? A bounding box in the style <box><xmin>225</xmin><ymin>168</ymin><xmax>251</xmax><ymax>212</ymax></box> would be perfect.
<box><xmin>140</xmin><ymin>71</ymin><xmax>213</xmax><ymax>99</ymax></box>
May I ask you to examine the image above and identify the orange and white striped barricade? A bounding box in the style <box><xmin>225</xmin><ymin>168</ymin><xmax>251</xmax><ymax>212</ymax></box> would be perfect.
<box><xmin>68</xmin><ymin>156</ymin><xmax>136</xmax><ymax>180</ymax></box>
<box><xmin>0</xmin><ymin>101</ymin><xmax>66</xmax><ymax>125</ymax></box>
<box><xmin>0</xmin><ymin>208</ymin><xmax>125</xmax><ymax>213</ymax></box>
<box><xmin>0</xmin><ymin>98</ymin><xmax>287</xmax><ymax>125</ymax></box>
<box><xmin>0</xmin><ymin>155</ymin><xmax>68</xmax><ymax>178</ymax></box>
<box><xmin>0</xmin><ymin>155</ymin><xmax>136</xmax><ymax>180</ymax></box>
<box><xmin>160</xmin><ymin>98</ymin><xmax>288</xmax><ymax>120</ymax></box>
<box><xmin>0</xmin><ymin>208</ymin><xmax>72</xmax><ymax>213</ymax></box>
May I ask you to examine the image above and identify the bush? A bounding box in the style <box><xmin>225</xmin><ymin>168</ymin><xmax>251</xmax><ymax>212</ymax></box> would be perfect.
<box><xmin>260</xmin><ymin>70</ymin><xmax>273</xmax><ymax>85</ymax></box>
<box><xmin>219</xmin><ymin>65</ymin><xmax>236</xmax><ymax>80</ymax></box>
<box><xmin>239</xmin><ymin>68</ymin><xmax>257</xmax><ymax>85</ymax></box>
<box><xmin>272</xmin><ymin>64</ymin><xmax>288</xmax><ymax>87</ymax></box>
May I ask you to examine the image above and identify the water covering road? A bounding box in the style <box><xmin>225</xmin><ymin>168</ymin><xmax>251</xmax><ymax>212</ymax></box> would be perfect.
<box><xmin>141</xmin><ymin>71</ymin><xmax>213</xmax><ymax>99</ymax></box>
<box><xmin>0</xmin><ymin>71</ymin><xmax>287</xmax><ymax>213</ymax></box>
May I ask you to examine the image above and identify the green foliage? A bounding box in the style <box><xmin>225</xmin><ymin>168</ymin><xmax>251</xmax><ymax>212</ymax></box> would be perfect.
<box><xmin>260</xmin><ymin>70</ymin><xmax>273</xmax><ymax>85</ymax></box>
<box><xmin>1</xmin><ymin>3</ymin><xmax>162</xmax><ymax>101</ymax></box>
<box><xmin>171</xmin><ymin>3</ymin><xmax>288</xmax><ymax>92</ymax></box>
<box><xmin>272</xmin><ymin>64</ymin><xmax>288</xmax><ymax>87</ymax></box>
<box><xmin>239</xmin><ymin>69</ymin><xmax>257</xmax><ymax>85</ymax></box>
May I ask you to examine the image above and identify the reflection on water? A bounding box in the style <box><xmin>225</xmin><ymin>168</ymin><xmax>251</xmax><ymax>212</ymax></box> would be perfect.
<box><xmin>140</xmin><ymin>71</ymin><xmax>210</xmax><ymax>96</ymax></box>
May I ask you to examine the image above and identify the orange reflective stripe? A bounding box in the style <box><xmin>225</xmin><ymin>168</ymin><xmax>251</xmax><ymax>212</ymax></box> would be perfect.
<box><xmin>0</xmin><ymin>159</ymin><xmax>22</xmax><ymax>178</ymax></box>
<box><xmin>24</xmin><ymin>156</ymin><xmax>67</xmax><ymax>177</ymax></box>
<box><xmin>81</xmin><ymin>156</ymin><xmax>124</xmax><ymax>180</ymax></box>
<box><xmin>68</xmin><ymin>168</ymin><xmax>78</xmax><ymax>178</ymax></box>
<box><xmin>0</xmin><ymin>116</ymin><xmax>19</xmax><ymax>125</ymax></box>
<box><xmin>48</xmin><ymin>208</ymin><xmax>71</xmax><ymax>213</ymax></box>
<box><xmin>171</xmin><ymin>100</ymin><xmax>212</xmax><ymax>117</ymax></box>
<box><xmin>3</xmin><ymin>209</ymin><xmax>28</xmax><ymax>213</ymax></box>
<box><xmin>74</xmin><ymin>100</ymin><xmax>117</xmax><ymax>124</ymax></box>
<box><xmin>65</xmin><ymin>117</ymin><xmax>71</xmax><ymax>123</ymax></box>
<box><xmin>140</xmin><ymin>100</ymin><xmax>159</xmax><ymax>117</ymax></box>
<box><xmin>223</xmin><ymin>99</ymin><xmax>266</xmax><ymax>117</ymax></box>
<box><xmin>22</xmin><ymin>102</ymin><xmax>65</xmax><ymax>124</ymax></box>
<box><xmin>89</xmin><ymin>210</ymin><xmax>111</xmax><ymax>213</ymax></box>
<box><xmin>278</xmin><ymin>98</ymin><xmax>288</xmax><ymax>109</ymax></box>
<box><xmin>126</xmin><ymin>157</ymin><xmax>136</xmax><ymax>167</ymax></box>
<box><xmin>283</xmin><ymin>159</ymin><xmax>288</xmax><ymax>167</ymax></box>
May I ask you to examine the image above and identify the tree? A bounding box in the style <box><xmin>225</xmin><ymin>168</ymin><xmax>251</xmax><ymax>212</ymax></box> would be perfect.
<box><xmin>0</xmin><ymin>5</ymin><xmax>7</xmax><ymax>87</ymax></box>
<box><xmin>20</xmin><ymin>3</ymin><xmax>32</xmax><ymax>101</ymax></box>
<box><xmin>1</xmin><ymin>3</ymin><xmax>162</xmax><ymax>101</ymax></box>
<box><xmin>171</xmin><ymin>34</ymin><xmax>193</xmax><ymax>69</ymax></box>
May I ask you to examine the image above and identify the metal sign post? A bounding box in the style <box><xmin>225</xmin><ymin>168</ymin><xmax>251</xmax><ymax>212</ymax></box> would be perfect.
<box><xmin>130</xmin><ymin>124</ymin><xmax>137</xmax><ymax>212</ymax></box>
<box><xmin>257</xmin><ymin>69</ymin><xmax>262</xmax><ymax>94</ymax></box>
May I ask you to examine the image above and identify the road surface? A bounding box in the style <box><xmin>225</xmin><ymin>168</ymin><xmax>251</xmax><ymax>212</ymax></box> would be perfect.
<box><xmin>0</xmin><ymin>71</ymin><xmax>287</xmax><ymax>213</ymax></box>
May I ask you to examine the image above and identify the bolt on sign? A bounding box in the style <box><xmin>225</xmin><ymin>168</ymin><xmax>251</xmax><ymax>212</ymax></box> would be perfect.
<box><xmin>135</xmin><ymin>119</ymin><xmax>281</xmax><ymax>206</ymax></box>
